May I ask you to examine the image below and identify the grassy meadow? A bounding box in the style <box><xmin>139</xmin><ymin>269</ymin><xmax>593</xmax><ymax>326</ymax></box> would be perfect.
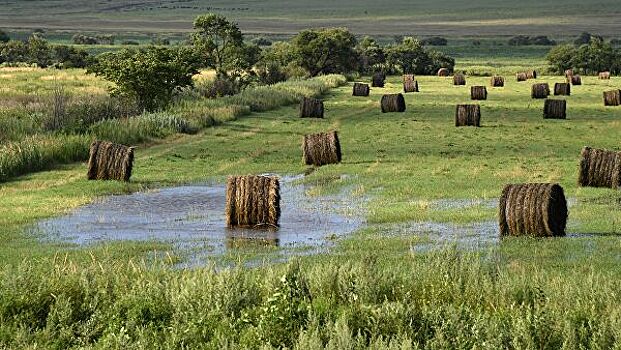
<box><xmin>1</xmin><ymin>57</ymin><xmax>621</xmax><ymax>347</ymax></box>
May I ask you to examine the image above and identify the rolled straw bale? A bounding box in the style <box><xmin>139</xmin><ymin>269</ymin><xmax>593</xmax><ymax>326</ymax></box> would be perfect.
<box><xmin>87</xmin><ymin>140</ymin><xmax>134</xmax><ymax>182</ymax></box>
<box><xmin>554</xmin><ymin>82</ymin><xmax>571</xmax><ymax>96</ymax></box>
<box><xmin>225</xmin><ymin>175</ymin><xmax>280</xmax><ymax>228</ymax></box>
<box><xmin>568</xmin><ymin>75</ymin><xmax>582</xmax><ymax>85</ymax></box>
<box><xmin>381</xmin><ymin>93</ymin><xmax>406</xmax><ymax>113</ymax></box>
<box><xmin>372</xmin><ymin>72</ymin><xmax>386</xmax><ymax>87</ymax></box>
<box><xmin>531</xmin><ymin>83</ymin><xmax>550</xmax><ymax>99</ymax></box>
<box><xmin>526</xmin><ymin>70</ymin><xmax>537</xmax><ymax>79</ymax></box>
<box><xmin>471</xmin><ymin>86</ymin><xmax>487</xmax><ymax>100</ymax></box>
<box><xmin>498</xmin><ymin>183</ymin><xmax>567</xmax><ymax>237</ymax></box>
<box><xmin>403</xmin><ymin>74</ymin><xmax>419</xmax><ymax>93</ymax></box>
<box><xmin>543</xmin><ymin>99</ymin><xmax>567</xmax><ymax>119</ymax></box>
<box><xmin>438</xmin><ymin>68</ymin><xmax>450</xmax><ymax>77</ymax></box>
<box><xmin>516</xmin><ymin>72</ymin><xmax>528</xmax><ymax>82</ymax></box>
<box><xmin>299</xmin><ymin>97</ymin><xmax>324</xmax><ymax>118</ymax></box>
<box><xmin>599</xmin><ymin>71</ymin><xmax>611</xmax><ymax>80</ymax></box>
<box><xmin>603</xmin><ymin>90</ymin><xmax>621</xmax><ymax>106</ymax></box>
<box><xmin>403</xmin><ymin>74</ymin><xmax>415</xmax><ymax>83</ymax></box>
<box><xmin>453</xmin><ymin>73</ymin><xmax>466</xmax><ymax>86</ymax></box>
<box><xmin>490</xmin><ymin>76</ymin><xmax>505</xmax><ymax>87</ymax></box>
<box><xmin>455</xmin><ymin>104</ymin><xmax>481</xmax><ymax>127</ymax></box>
<box><xmin>565</xmin><ymin>69</ymin><xmax>574</xmax><ymax>78</ymax></box>
<box><xmin>302</xmin><ymin>131</ymin><xmax>342</xmax><ymax>166</ymax></box>
<box><xmin>578</xmin><ymin>146</ymin><xmax>621</xmax><ymax>189</ymax></box>
<box><xmin>352</xmin><ymin>82</ymin><xmax>370</xmax><ymax>96</ymax></box>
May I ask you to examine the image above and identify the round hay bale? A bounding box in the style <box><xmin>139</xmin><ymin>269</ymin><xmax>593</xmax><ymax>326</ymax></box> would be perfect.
<box><xmin>554</xmin><ymin>82</ymin><xmax>571</xmax><ymax>96</ymax></box>
<box><xmin>302</xmin><ymin>131</ymin><xmax>342</xmax><ymax>166</ymax></box>
<box><xmin>299</xmin><ymin>97</ymin><xmax>324</xmax><ymax>118</ymax></box>
<box><xmin>544</xmin><ymin>99</ymin><xmax>567</xmax><ymax>119</ymax></box>
<box><xmin>471</xmin><ymin>86</ymin><xmax>487</xmax><ymax>100</ymax></box>
<box><xmin>568</xmin><ymin>75</ymin><xmax>582</xmax><ymax>85</ymax></box>
<box><xmin>455</xmin><ymin>104</ymin><xmax>481</xmax><ymax>127</ymax></box>
<box><xmin>564</xmin><ymin>69</ymin><xmax>574</xmax><ymax>78</ymax></box>
<box><xmin>526</xmin><ymin>70</ymin><xmax>537</xmax><ymax>79</ymax></box>
<box><xmin>453</xmin><ymin>73</ymin><xmax>466</xmax><ymax>86</ymax></box>
<box><xmin>372</xmin><ymin>72</ymin><xmax>386</xmax><ymax>88</ymax></box>
<box><xmin>578</xmin><ymin>146</ymin><xmax>621</xmax><ymax>189</ymax></box>
<box><xmin>438</xmin><ymin>68</ymin><xmax>450</xmax><ymax>77</ymax></box>
<box><xmin>490</xmin><ymin>76</ymin><xmax>505</xmax><ymax>87</ymax></box>
<box><xmin>353</xmin><ymin>82</ymin><xmax>370</xmax><ymax>97</ymax></box>
<box><xmin>498</xmin><ymin>183</ymin><xmax>567</xmax><ymax>237</ymax></box>
<box><xmin>516</xmin><ymin>72</ymin><xmax>528</xmax><ymax>82</ymax></box>
<box><xmin>403</xmin><ymin>74</ymin><xmax>415</xmax><ymax>83</ymax></box>
<box><xmin>381</xmin><ymin>94</ymin><xmax>406</xmax><ymax>113</ymax></box>
<box><xmin>87</xmin><ymin>140</ymin><xmax>135</xmax><ymax>182</ymax></box>
<box><xmin>603</xmin><ymin>90</ymin><xmax>621</xmax><ymax>106</ymax></box>
<box><xmin>531</xmin><ymin>83</ymin><xmax>550</xmax><ymax>99</ymax></box>
<box><xmin>599</xmin><ymin>71</ymin><xmax>611</xmax><ymax>80</ymax></box>
<box><xmin>226</xmin><ymin>175</ymin><xmax>281</xmax><ymax>228</ymax></box>
<box><xmin>403</xmin><ymin>80</ymin><xmax>419</xmax><ymax>93</ymax></box>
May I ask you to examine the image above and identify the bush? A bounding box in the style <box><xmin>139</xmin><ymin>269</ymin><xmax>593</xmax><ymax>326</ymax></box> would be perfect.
<box><xmin>151</xmin><ymin>36</ymin><xmax>170</xmax><ymax>46</ymax></box>
<box><xmin>421</xmin><ymin>36</ymin><xmax>448</xmax><ymax>46</ymax></box>
<box><xmin>72</xmin><ymin>34</ymin><xmax>99</xmax><ymax>45</ymax></box>
<box><xmin>121</xmin><ymin>40</ymin><xmax>140</xmax><ymax>46</ymax></box>
<box><xmin>251</xmin><ymin>37</ymin><xmax>272</xmax><ymax>46</ymax></box>
<box><xmin>256</xmin><ymin>61</ymin><xmax>287</xmax><ymax>85</ymax></box>
<box><xmin>291</xmin><ymin>28</ymin><xmax>359</xmax><ymax>76</ymax></box>
<box><xmin>509</xmin><ymin>35</ymin><xmax>556</xmax><ymax>46</ymax></box>
<box><xmin>387</xmin><ymin>37</ymin><xmax>455</xmax><ymax>75</ymax></box>
<box><xmin>0</xmin><ymin>29</ymin><xmax>9</xmax><ymax>43</ymax></box>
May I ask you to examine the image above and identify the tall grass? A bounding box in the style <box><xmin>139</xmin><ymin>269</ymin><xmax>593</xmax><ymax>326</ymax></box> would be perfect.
<box><xmin>0</xmin><ymin>249</ymin><xmax>619</xmax><ymax>348</ymax></box>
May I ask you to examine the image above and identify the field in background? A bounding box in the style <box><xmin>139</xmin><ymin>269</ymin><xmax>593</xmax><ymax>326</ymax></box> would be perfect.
<box><xmin>1</xmin><ymin>0</ymin><xmax>620</xmax><ymax>37</ymax></box>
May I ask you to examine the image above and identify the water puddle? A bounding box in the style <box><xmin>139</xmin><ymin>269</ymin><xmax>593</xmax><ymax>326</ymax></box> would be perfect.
<box><xmin>34</xmin><ymin>176</ymin><xmax>366</xmax><ymax>267</ymax></box>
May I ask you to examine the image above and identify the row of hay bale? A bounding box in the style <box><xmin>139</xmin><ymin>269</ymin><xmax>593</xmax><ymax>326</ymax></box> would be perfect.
<box><xmin>364</xmin><ymin>74</ymin><xmax>421</xmax><ymax>94</ymax></box>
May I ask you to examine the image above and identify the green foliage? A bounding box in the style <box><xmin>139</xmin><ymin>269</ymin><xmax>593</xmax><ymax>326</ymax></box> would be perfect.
<box><xmin>89</xmin><ymin>112</ymin><xmax>195</xmax><ymax>145</ymax></box>
<box><xmin>251</xmin><ymin>37</ymin><xmax>273</xmax><ymax>46</ymax></box>
<box><xmin>88</xmin><ymin>46</ymin><xmax>200</xmax><ymax>111</ymax></box>
<box><xmin>0</xmin><ymin>38</ymin><xmax>89</xmax><ymax>68</ymax></box>
<box><xmin>291</xmin><ymin>28</ymin><xmax>358</xmax><ymax>76</ymax></box>
<box><xmin>387</xmin><ymin>37</ymin><xmax>455</xmax><ymax>74</ymax></box>
<box><xmin>508</xmin><ymin>35</ymin><xmax>556</xmax><ymax>46</ymax></box>
<box><xmin>574</xmin><ymin>32</ymin><xmax>603</xmax><ymax>46</ymax></box>
<box><xmin>356</xmin><ymin>36</ymin><xmax>387</xmax><ymax>75</ymax></box>
<box><xmin>0</xmin><ymin>29</ymin><xmax>9</xmax><ymax>43</ymax></box>
<box><xmin>546</xmin><ymin>44</ymin><xmax>577</xmax><ymax>74</ymax></box>
<box><xmin>546</xmin><ymin>39</ymin><xmax>621</xmax><ymax>74</ymax></box>
<box><xmin>421</xmin><ymin>36</ymin><xmax>448</xmax><ymax>46</ymax></box>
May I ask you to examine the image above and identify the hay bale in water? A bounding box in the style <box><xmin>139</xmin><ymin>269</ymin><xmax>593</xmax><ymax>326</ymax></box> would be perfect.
<box><xmin>438</xmin><ymin>68</ymin><xmax>450</xmax><ymax>77</ymax></box>
<box><xmin>455</xmin><ymin>104</ymin><xmax>481</xmax><ymax>127</ymax></box>
<box><xmin>372</xmin><ymin>72</ymin><xmax>386</xmax><ymax>87</ymax></box>
<box><xmin>490</xmin><ymin>76</ymin><xmax>505</xmax><ymax>87</ymax></box>
<box><xmin>554</xmin><ymin>82</ymin><xmax>571</xmax><ymax>96</ymax></box>
<box><xmin>403</xmin><ymin>74</ymin><xmax>419</xmax><ymax>93</ymax></box>
<box><xmin>568</xmin><ymin>75</ymin><xmax>582</xmax><ymax>85</ymax></box>
<box><xmin>352</xmin><ymin>83</ymin><xmax>370</xmax><ymax>97</ymax></box>
<box><xmin>299</xmin><ymin>97</ymin><xmax>324</xmax><ymax>118</ymax></box>
<box><xmin>381</xmin><ymin>94</ymin><xmax>406</xmax><ymax>113</ymax></box>
<box><xmin>226</xmin><ymin>175</ymin><xmax>280</xmax><ymax>228</ymax></box>
<box><xmin>498</xmin><ymin>183</ymin><xmax>567</xmax><ymax>237</ymax></box>
<box><xmin>599</xmin><ymin>71</ymin><xmax>611</xmax><ymax>80</ymax></box>
<box><xmin>302</xmin><ymin>131</ymin><xmax>342</xmax><ymax>166</ymax></box>
<box><xmin>531</xmin><ymin>83</ymin><xmax>550</xmax><ymax>99</ymax></box>
<box><xmin>578</xmin><ymin>147</ymin><xmax>621</xmax><ymax>189</ymax></box>
<box><xmin>471</xmin><ymin>86</ymin><xmax>487</xmax><ymax>100</ymax></box>
<box><xmin>603</xmin><ymin>90</ymin><xmax>621</xmax><ymax>106</ymax></box>
<box><xmin>516</xmin><ymin>72</ymin><xmax>528</xmax><ymax>82</ymax></box>
<box><xmin>453</xmin><ymin>73</ymin><xmax>466</xmax><ymax>86</ymax></box>
<box><xmin>87</xmin><ymin>140</ymin><xmax>134</xmax><ymax>182</ymax></box>
<box><xmin>526</xmin><ymin>70</ymin><xmax>537</xmax><ymax>79</ymax></box>
<box><xmin>544</xmin><ymin>99</ymin><xmax>567</xmax><ymax>119</ymax></box>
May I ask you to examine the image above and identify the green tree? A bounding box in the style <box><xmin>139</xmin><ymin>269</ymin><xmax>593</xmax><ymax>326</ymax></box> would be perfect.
<box><xmin>26</xmin><ymin>35</ymin><xmax>52</xmax><ymax>68</ymax></box>
<box><xmin>574</xmin><ymin>38</ymin><xmax>617</xmax><ymax>74</ymax></box>
<box><xmin>193</xmin><ymin>13</ymin><xmax>248</xmax><ymax>77</ymax></box>
<box><xmin>88</xmin><ymin>47</ymin><xmax>200</xmax><ymax>111</ymax></box>
<box><xmin>387</xmin><ymin>37</ymin><xmax>454</xmax><ymax>75</ymax></box>
<box><xmin>356</xmin><ymin>36</ymin><xmax>386</xmax><ymax>75</ymax></box>
<box><xmin>0</xmin><ymin>40</ymin><xmax>28</xmax><ymax>63</ymax></box>
<box><xmin>546</xmin><ymin>44</ymin><xmax>577</xmax><ymax>74</ymax></box>
<box><xmin>291</xmin><ymin>28</ymin><xmax>358</xmax><ymax>76</ymax></box>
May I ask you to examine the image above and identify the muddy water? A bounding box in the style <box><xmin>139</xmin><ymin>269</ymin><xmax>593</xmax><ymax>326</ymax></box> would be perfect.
<box><xmin>35</xmin><ymin>176</ymin><xmax>366</xmax><ymax>266</ymax></box>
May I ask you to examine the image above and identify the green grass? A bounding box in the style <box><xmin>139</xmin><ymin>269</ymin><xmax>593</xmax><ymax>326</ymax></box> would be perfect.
<box><xmin>2</xmin><ymin>70</ymin><xmax>621</xmax><ymax>347</ymax></box>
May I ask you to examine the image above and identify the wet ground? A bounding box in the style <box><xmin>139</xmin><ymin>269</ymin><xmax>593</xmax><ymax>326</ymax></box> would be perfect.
<box><xmin>35</xmin><ymin>175</ymin><xmax>366</xmax><ymax>266</ymax></box>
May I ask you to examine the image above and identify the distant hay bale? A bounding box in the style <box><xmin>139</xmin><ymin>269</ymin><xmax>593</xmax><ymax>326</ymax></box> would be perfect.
<box><xmin>302</xmin><ymin>131</ymin><xmax>342</xmax><ymax>166</ymax></box>
<box><xmin>299</xmin><ymin>97</ymin><xmax>324</xmax><ymax>118</ymax></box>
<box><xmin>87</xmin><ymin>140</ymin><xmax>134</xmax><ymax>182</ymax></box>
<box><xmin>603</xmin><ymin>90</ymin><xmax>621</xmax><ymax>106</ymax></box>
<box><xmin>490</xmin><ymin>76</ymin><xmax>505</xmax><ymax>87</ymax></box>
<box><xmin>568</xmin><ymin>75</ymin><xmax>582</xmax><ymax>85</ymax></box>
<box><xmin>516</xmin><ymin>72</ymin><xmax>528</xmax><ymax>82</ymax></box>
<box><xmin>403</xmin><ymin>74</ymin><xmax>419</xmax><ymax>93</ymax></box>
<box><xmin>352</xmin><ymin>82</ymin><xmax>370</xmax><ymax>96</ymax></box>
<box><xmin>471</xmin><ymin>86</ymin><xmax>488</xmax><ymax>100</ymax></box>
<box><xmin>438</xmin><ymin>68</ymin><xmax>450</xmax><ymax>77</ymax></box>
<box><xmin>599</xmin><ymin>71</ymin><xmax>611</xmax><ymax>80</ymax></box>
<box><xmin>226</xmin><ymin>175</ymin><xmax>280</xmax><ymax>228</ymax></box>
<box><xmin>544</xmin><ymin>99</ymin><xmax>567</xmax><ymax>119</ymax></box>
<box><xmin>498</xmin><ymin>183</ymin><xmax>567</xmax><ymax>237</ymax></box>
<box><xmin>453</xmin><ymin>73</ymin><xmax>466</xmax><ymax>86</ymax></box>
<box><xmin>526</xmin><ymin>70</ymin><xmax>537</xmax><ymax>79</ymax></box>
<box><xmin>554</xmin><ymin>82</ymin><xmax>571</xmax><ymax>96</ymax></box>
<box><xmin>381</xmin><ymin>93</ymin><xmax>406</xmax><ymax>113</ymax></box>
<box><xmin>531</xmin><ymin>83</ymin><xmax>550</xmax><ymax>99</ymax></box>
<box><xmin>372</xmin><ymin>72</ymin><xmax>386</xmax><ymax>87</ymax></box>
<box><xmin>455</xmin><ymin>104</ymin><xmax>481</xmax><ymax>127</ymax></box>
<box><xmin>578</xmin><ymin>146</ymin><xmax>621</xmax><ymax>189</ymax></box>
<box><xmin>564</xmin><ymin>69</ymin><xmax>574</xmax><ymax>78</ymax></box>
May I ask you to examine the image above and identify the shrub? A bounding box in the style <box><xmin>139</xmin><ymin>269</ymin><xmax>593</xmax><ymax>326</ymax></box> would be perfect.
<box><xmin>509</xmin><ymin>35</ymin><xmax>556</xmax><ymax>46</ymax></box>
<box><xmin>72</xmin><ymin>34</ymin><xmax>99</xmax><ymax>45</ymax></box>
<box><xmin>0</xmin><ymin>29</ymin><xmax>9</xmax><ymax>43</ymax></box>
<box><xmin>291</xmin><ymin>28</ymin><xmax>359</xmax><ymax>76</ymax></box>
<box><xmin>421</xmin><ymin>36</ymin><xmax>448</xmax><ymax>46</ymax></box>
<box><xmin>151</xmin><ymin>36</ymin><xmax>170</xmax><ymax>46</ymax></box>
<box><xmin>251</xmin><ymin>37</ymin><xmax>272</xmax><ymax>46</ymax></box>
<box><xmin>256</xmin><ymin>61</ymin><xmax>287</xmax><ymax>85</ymax></box>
